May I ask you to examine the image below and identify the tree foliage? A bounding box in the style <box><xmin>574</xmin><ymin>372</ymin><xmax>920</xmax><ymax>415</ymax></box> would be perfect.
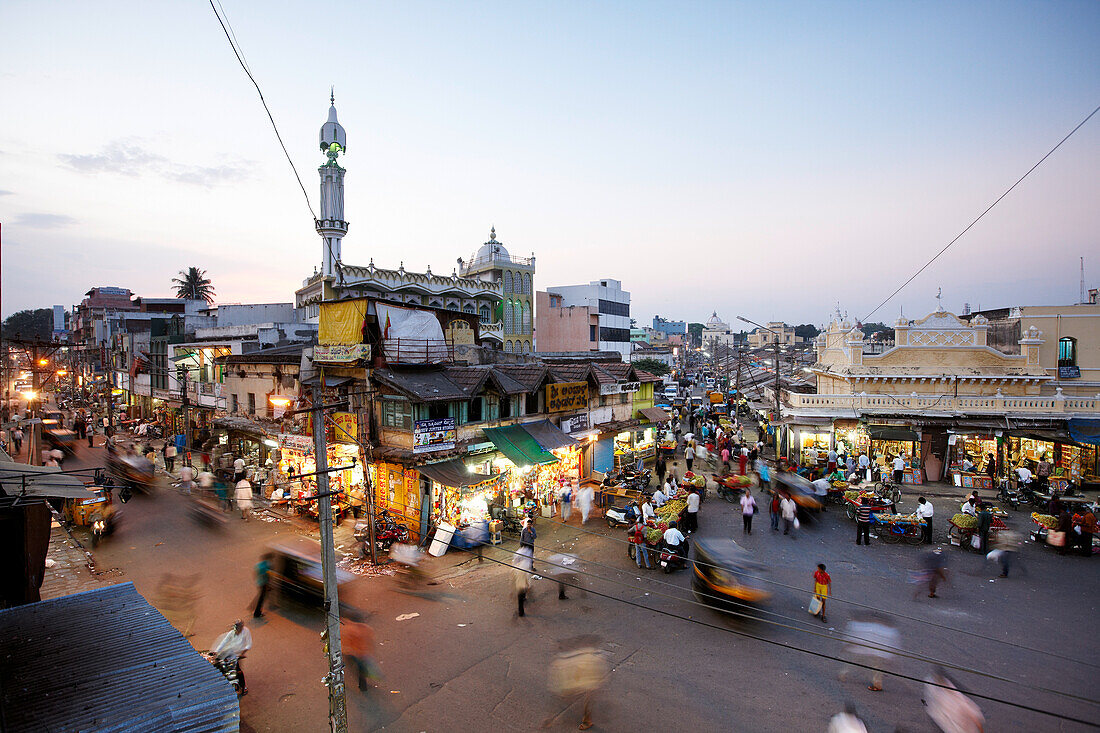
<box><xmin>172</xmin><ymin>267</ymin><xmax>216</xmax><ymax>303</ymax></box>
<box><xmin>860</xmin><ymin>322</ymin><xmax>892</xmax><ymax>339</ymax></box>
<box><xmin>687</xmin><ymin>322</ymin><xmax>705</xmax><ymax>346</ymax></box>
<box><xmin>633</xmin><ymin>357</ymin><xmax>671</xmax><ymax>376</ymax></box>
<box><xmin>1</xmin><ymin>309</ymin><xmax>54</xmax><ymax>340</ymax></box>
<box><xmin>793</xmin><ymin>323</ymin><xmax>820</xmax><ymax>339</ymax></box>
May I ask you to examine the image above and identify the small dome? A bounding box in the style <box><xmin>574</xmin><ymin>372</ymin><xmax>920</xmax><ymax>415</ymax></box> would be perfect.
<box><xmin>476</xmin><ymin>227</ymin><xmax>508</xmax><ymax>260</ymax></box>
<box><xmin>320</xmin><ymin>99</ymin><xmax>346</xmax><ymax>153</ymax></box>
<box><xmin>705</xmin><ymin>311</ymin><xmax>724</xmax><ymax>327</ymax></box>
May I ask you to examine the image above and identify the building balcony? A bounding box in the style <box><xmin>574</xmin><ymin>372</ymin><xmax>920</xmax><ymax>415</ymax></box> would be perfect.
<box><xmin>480</xmin><ymin>322</ymin><xmax>504</xmax><ymax>342</ymax></box>
<box><xmin>459</xmin><ymin>252</ymin><xmax>535</xmax><ymax>275</ymax></box>
<box><xmin>786</xmin><ymin>391</ymin><xmax>1100</xmax><ymax>415</ymax></box>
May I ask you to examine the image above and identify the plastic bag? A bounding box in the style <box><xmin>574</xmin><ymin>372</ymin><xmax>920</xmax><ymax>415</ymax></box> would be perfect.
<box><xmin>808</xmin><ymin>595</ymin><xmax>823</xmax><ymax>616</ymax></box>
<box><xmin>1047</xmin><ymin>530</ymin><xmax>1066</xmax><ymax>547</ymax></box>
<box><xmin>970</xmin><ymin>534</ymin><xmax>981</xmax><ymax>549</ymax></box>
<box><xmin>986</xmin><ymin>549</ymin><xmax>1003</xmax><ymax>562</ymax></box>
<box><xmin>793</xmin><ymin>517</ymin><xmax>801</xmax><ymax>530</ymax></box>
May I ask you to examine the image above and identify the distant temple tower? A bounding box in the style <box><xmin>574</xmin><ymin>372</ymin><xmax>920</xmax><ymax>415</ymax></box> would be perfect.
<box><xmin>317</xmin><ymin>90</ymin><xmax>348</xmax><ymax>278</ymax></box>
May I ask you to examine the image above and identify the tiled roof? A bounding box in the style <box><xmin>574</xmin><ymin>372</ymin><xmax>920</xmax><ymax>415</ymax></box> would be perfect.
<box><xmin>548</xmin><ymin>364</ymin><xmax>593</xmax><ymax>383</ymax></box>
<box><xmin>374</xmin><ymin>370</ymin><xmax>469</xmax><ymax>403</ymax></box>
<box><xmin>494</xmin><ymin>365</ymin><xmax>549</xmax><ymax>391</ymax></box>
<box><xmin>590</xmin><ymin>365</ymin><xmax>617</xmax><ymax>385</ymax></box>
<box><xmin>634</xmin><ymin>369</ymin><xmax>661</xmax><ymax>383</ymax></box>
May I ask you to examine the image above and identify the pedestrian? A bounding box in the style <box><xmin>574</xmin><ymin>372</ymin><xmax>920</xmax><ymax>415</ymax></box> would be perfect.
<box><xmin>855</xmin><ymin>496</ymin><xmax>874</xmax><ymax>545</ymax></box>
<box><xmin>577</xmin><ymin>482</ymin><xmax>594</xmax><ymax>524</ymax></box>
<box><xmin>558</xmin><ymin>482</ymin><xmax>573</xmax><ymax>523</ymax></box>
<box><xmin>520</xmin><ymin>516</ymin><xmax>536</xmax><ymax>552</ymax></box>
<box><xmin>841</xmin><ymin>612</ymin><xmax>898</xmax><ymax>692</ymax></box>
<box><xmin>827</xmin><ymin>704</ymin><xmax>868</xmax><ymax>733</ymax></box>
<box><xmin>685</xmin><ymin>487</ymin><xmax>700</xmax><ymax>533</ymax></box>
<box><xmin>920</xmin><ymin>548</ymin><xmax>948</xmax><ymax>598</ymax></box>
<box><xmin>514</xmin><ymin>558</ymin><xmax>532</xmax><ymax>617</ymax></box>
<box><xmin>546</xmin><ymin>637</ymin><xmax>608</xmax><ymax>731</ymax></box>
<box><xmin>178</xmin><ymin>463</ymin><xmax>195</xmax><ymax>494</ymax></box>
<box><xmin>916</xmin><ymin>496</ymin><xmax>934</xmax><ymax>543</ymax></box>
<box><xmin>86</xmin><ymin>424</ymin><xmax>94</xmax><ymax>448</ymax></box>
<box><xmin>770</xmin><ymin>491</ymin><xmax>781</xmax><ymax>531</ymax></box>
<box><xmin>164</xmin><ymin>442</ymin><xmax>177</xmax><ymax>471</ymax></box>
<box><xmin>235</xmin><ymin>477</ymin><xmax>254</xmax><ymax>520</ymax></box>
<box><xmin>827</xmin><ymin>447</ymin><xmax>838</xmax><ymax>475</ymax></box>
<box><xmin>720</xmin><ymin>446</ymin><xmax>730</xmax><ymax>475</ymax></box>
<box><xmin>738</xmin><ymin>444</ymin><xmax>749</xmax><ymax>476</ymax></box>
<box><xmin>858</xmin><ymin>451</ymin><xmax>871</xmax><ymax>482</ymax></box>
<box><xmin>630</xmin><ymin>517</ymin><xmax>651</xmax><ymax>569</ymax></box>
<box><xmin>233</xmin><ymin>455</ymin><xmax>246</xmax><ymax>483</ymax></box>
<box><xmin>655</xmin><ymin>453</ymin><xmax>667</xmax><ymax>486</ymax></box>
<box><xmin>892</xmin><ymin>453</ymin><xmax>906</xmax><ymax>485</ymax></box>
<box><xmin>976</xmin><ymin>501</ymin><xmax>992</xmax><ymax>553</ymax></box>
<box><xmin>780</xmin><ymin>494</ymin><xmax>797</xmax><ymax>536</ymax></box>
<box><xmin>740</xmin><ymin>488</ymin><xmax>757</xmax><ymax>534</ymax></box>
<box><xmin>11</xmin><ymin>427</ymin><xmax>23</xmax><ymax>455</ymax></box>
<box><xmin>812</xmin><ymin>563</ymin><xmax>831</xmax><ymax>623</ymax></box>
<box><xmin>253</xmin><ymin>552</ymin><xmax>272</xmax><ymax>618</ymax></box>
<box><xmin>684</xmin><ymin>442</ymin><xmax>695</xmax><ymax>473</ymax></box>
<box><xmin>990</xmin><ymin>528</ymin><xmax>1020</xmax><ymax>578</ymax></box>
<box><xmin>341</xmin><ymin>610</ymin><xmax>379</xmax><ymax>691</ymax></box>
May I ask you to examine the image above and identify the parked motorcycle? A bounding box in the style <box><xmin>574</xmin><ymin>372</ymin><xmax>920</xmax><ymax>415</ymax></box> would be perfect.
<box><xmin>605</xmin><ymin>501</ymin><xmax>638</xmax><ymax>529</ymax></box>
<box><xmin>607</xmin><ymin>467</ymin><xmax>651</xmax><ymax>490</ymax></box>
<box><xmin>997</xmin><ymin>480</ymin><xmax>1021</xmax><ymax>510</ymax></box>
<box><xmin>354</xmin><ymin>510</ymin><xmax>410</xmax><ymax>555</ymax></box>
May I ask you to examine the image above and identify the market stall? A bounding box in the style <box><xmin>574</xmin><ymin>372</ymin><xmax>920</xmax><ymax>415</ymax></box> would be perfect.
<box><xmin>833</xmin><ymin>421</ymin><xmax>869</xmax><ymax>460</ymax></box>
<box><xmin>948</xmin><ymin>433</ymin><xmax>996</xmax><ymax>490</ymax></box>
<box><xmin>418</xmin><ymin>458</ymin><xmax>504</xmax><ymax>527</ymax></box>
<box><xmin>799</xmin><ymin>431</ymin><xmax>831</xmax><ymax>469</ymax></box>
<box><xmin>869</xmin><ymin>425</ymin><xmax>921</xmax><ymax>483</ymax></box>
<box><xmin>277</xmin><ymin>433</ymin><xmax>365</xmax><ymax>521</ymax></box>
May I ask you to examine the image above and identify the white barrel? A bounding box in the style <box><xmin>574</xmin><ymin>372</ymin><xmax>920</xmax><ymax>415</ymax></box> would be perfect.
<box><xmin>429</xmin><ymin>522</ymin><xmax>456</xmax><ymax>557</ymax></box>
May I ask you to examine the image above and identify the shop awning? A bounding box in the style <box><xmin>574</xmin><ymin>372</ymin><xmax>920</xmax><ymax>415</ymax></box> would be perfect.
<box><xmin>482</xmin><ymin>426</ymin><xmax>559</xmax><ymax>467</ymax></box>
<box><xmin>520</xmin><ymin>420</ymin><xmax>578</xmax><ymax>451</ymax></box>
<box><xmin>417</xmin><ymin>458</ymin><xmax>500</xmax><ymax>488</ymax></box>
<box><xmin>868</xmin><ymin>425</ymin><xmax>919</xmax><ymax>441</ymax></box>
<box><xmin>638</xmin><ymin>406</ymin><xmax>672</xmax><ymax>423</ymax></box>
<box><xmin>1068</xmin><ymin>419</ymin><xmax>1100</xmax><ymax>446</ymax></box>
<box><xmin>0</xmin><ymin>464</ymin><xmax>94</xmax><ymax>500</ymax></box>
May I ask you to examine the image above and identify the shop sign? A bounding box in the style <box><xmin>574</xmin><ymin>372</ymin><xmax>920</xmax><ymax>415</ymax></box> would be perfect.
<box><xmin>314</xmin><ymin>343</ymin><xmax>371</xmax><ymax>363</ymax></box>
<box><xmin>547</xmin><ymin>382</ymin><xmax>589</xmax><ymax>412</ymax></box>
<box><xmin>331</xmin><ymin>411</ymin><xmax>358</xmax><ymax>443</ymax></box>
<box><xmin>560</xmin><ymin>414</ymin><xmax>589</xmax><ymax>434</ymax></box>
<box><xmin>413</xmin><ymin>418</ymin><xmax>456</xmax><ymax>454</ymax></box>
<box><xmin>1058</xmin><ymin>365</ymin><xmax>1081</xmax><ymax>379</ymax></box>
<box><xmin>599</xmin><ymin>381</ymin><xmax>640</xmax><ymax>396</ymax></box>
<box><xmin>278</xmin><ymin>433</ymin><xmax>313</xmax><ymax>452</ymax></box>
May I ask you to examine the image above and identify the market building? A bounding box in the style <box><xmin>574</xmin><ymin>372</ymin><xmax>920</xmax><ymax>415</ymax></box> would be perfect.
<box><xmin>779</xmin><ymin>307</ymin><xmax>1100</xmax><ymax>488</ymax></box>
<box><xmin>746</xmin><ymin>321</ymin><xmax>803</xmax><ymax>349</ymax></box>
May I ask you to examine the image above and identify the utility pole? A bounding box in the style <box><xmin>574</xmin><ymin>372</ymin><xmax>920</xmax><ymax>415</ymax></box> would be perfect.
<box><xmin>304</xmin><ymin>390</ymin><xmax>349</xmax><ymax>733</ymax></box>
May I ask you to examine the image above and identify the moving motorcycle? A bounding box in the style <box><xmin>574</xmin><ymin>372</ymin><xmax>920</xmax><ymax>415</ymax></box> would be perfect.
<box><xmin>659</xmin><ymin>538</ymin><xmax>690</xmax><ymax>574</ymax></box>
<box><xmin>201</xmin><ymin>651</ymin><xmax>243</xmax><ymax>695</ymax></box>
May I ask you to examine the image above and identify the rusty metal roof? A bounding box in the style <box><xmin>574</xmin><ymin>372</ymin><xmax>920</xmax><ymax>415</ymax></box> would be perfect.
<box><xmin>0</xmin><ymin>582</ymin><xmax>239</xmax><ymax>732</ymax></box>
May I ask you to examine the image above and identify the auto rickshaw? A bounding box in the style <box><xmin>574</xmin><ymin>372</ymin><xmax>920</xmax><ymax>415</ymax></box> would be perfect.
<box><xmin>266</xmin><ymin>537</ymin><xmax>354</xmax><ymax>606</ymax></box>
<box><xmin>61</xmin><ymin>484</ymin><xmax>120</xmax><ymax>546</ymax></box>
<box><xmin>106</xmin><ymin>451</ymin><xmax>156</xmax><ymax>493</ymax></box>
<box><xmin>773</xmin><ymin>471</ymin><xmax>825</xmax><ymax>511</ymax></box>
<box><xmin>691</xmin><ymin>538</ymin><xmax>772</xmax><ymax>612</ymax></box>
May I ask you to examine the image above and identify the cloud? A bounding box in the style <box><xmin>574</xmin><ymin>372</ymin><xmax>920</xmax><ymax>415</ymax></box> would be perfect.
<box><xmin>11</xmin><ymin>212</ymin><xmax>77</xmax><ymax>228</ymax></box>
<box><xmin>58</xmin><ymin>140</ymin><xmax>251</xmax><ymax>188</ymax></box>
<box><xmin>0</xmin><ymin>189</ymin><xmax>13</xmax><ymax>196</ymax></box>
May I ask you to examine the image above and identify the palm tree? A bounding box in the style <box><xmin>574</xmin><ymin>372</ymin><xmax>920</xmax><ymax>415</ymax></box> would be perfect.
<box><xmin>172</xmin><ymin>267</ymin><xmax>216</xmax><ymax>303</ymax></box>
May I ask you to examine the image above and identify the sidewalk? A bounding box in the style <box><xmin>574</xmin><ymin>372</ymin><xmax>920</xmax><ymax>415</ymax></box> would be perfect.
<box><xmin>39</xmin><ymin>516</ymin><xmax>122</xmax><ymax>601</ymax></box>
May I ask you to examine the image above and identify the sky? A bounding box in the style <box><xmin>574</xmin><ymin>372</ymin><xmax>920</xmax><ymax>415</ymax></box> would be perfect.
<box><xmin>1</xmin><ymin>1</ymin><xmax>1098</xmax><ymax>329</ymax></box>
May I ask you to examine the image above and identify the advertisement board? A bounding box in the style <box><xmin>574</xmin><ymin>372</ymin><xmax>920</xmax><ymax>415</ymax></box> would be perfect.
<box><xmin>313</xmin><ymin>344</ymin><xmax>371</xmax><ymax>363</ymax></box>
<box><xmin>1058</xmin><ymin>365</ymin><xmax>1081</xmax><ymax>379</ymax></box>
<box><xmin>413</xmin><ymin>418</ymin><xmax>457</xmax><ymax>454</ymax></box>
<box><xmin>560</xmin><ymin>413</ymin><xmax>589</xmax><ymax>434</ymax></box>
<box><xmin>547</xmin><ymin>382</ymin><xmax>589</xmax><ymax>413</ymax></box>
<box><xmin>599</xmin><ymin>381</ymin><xmax>640</xmax><ymax>396</ymax></box>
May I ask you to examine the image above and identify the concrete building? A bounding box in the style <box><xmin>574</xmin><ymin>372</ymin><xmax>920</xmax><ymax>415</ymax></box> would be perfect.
<box><xmin>534</xmin><ymin>291</ymin><xmax>598</xmax><ymax>353</ymax></box>
<box><xmin>747</xmin><ymin>321</ymin><xmax>802</xmax><ymax>349</ymax></box>
<box><xmin>546</xmin><ymin>279</ymin><xmax>631</xmax><ymax>358</ymax></box>
<box><xmin>294</xmin><ymin>95</ymin><xmax>507</xmax><ymax>349</ymax></box>
<box><xmin>630</xmin><ymin>343</ymin><xmax>676</xmax><ymax>370</ymax></box>
<box><xmin>652</xmin><ymin>316</ymin><xmax>686</xmax><ymax>336</ymax></box>
<box><xmin>701</xmin><ymin>312</ymin><xmax>740</xmax><ymax>352</ymax></box>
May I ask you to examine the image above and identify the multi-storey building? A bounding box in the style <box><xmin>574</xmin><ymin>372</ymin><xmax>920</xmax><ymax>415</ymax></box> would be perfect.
<box><xmin>534</xmin><ymin>291</ymin><xmax>598</xmax><ymax>353</ymax></box>
<box><xmin>545</xmin><ymin>279</ymin><xmax>631</xmax><ymax>358</ymax></box>
<box><xmin>458</xmin><ymin>228</ymin><xmax>535</xmax><ymax>354</ymax></box>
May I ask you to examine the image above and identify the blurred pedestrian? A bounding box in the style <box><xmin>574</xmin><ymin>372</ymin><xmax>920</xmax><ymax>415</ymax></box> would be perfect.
<box><xmin>235</xmin><ymin>478</ymin><xmax>254</xmax><ymax>520</ymax></box>
<box><xmin>740</xmin><ymin>489</ymin><xmax>757</xmax><ymax>534</ymax></box>
<box><xmin>976</xmin><ymin>502</ymin><xmax>992</xmax><ymax>553</ymax></box>
<box><xmin>546</xmin><ymin>636</ymin><xmax>609</xmax><ymax>731</ymax></box>
<box><xmin>212</xmin><ymin>619</ymin><xmax>252</xmax><ymax>695</ymax></box>
<box><xmin>558</xmin><ymin>482</ymin><xmax>573</xmax><ymax>523</ymax></box>
<box><xmin>577</xmin><ymin>482</ymin><xmax>594</xmax><ymax>524</ymax></box>
<box><xmin>341</xmin><ymin>610</ymin><xmax>379</xmax><ymax>691</ymax></box>
<box><xmin>827</xmin><ymin>704</ymin><xmax>868</xmax><ymax>733</ymax></box>
<box><xmin>990</xmin><ymin>528</ymin><xmax>1020</xmax><ymax>578</ymax></box>
<box><xmin>514</xmin><ymin>560</ymin><xmax>532</xmax><ymax>617</ymax></box>
<box><xmin>920</xmin><ymin>548</ymin><xmax>948</xmax><ymax>599</ymax></box>
<box><xmin>924</xmin><ymin>669</ymin><xmax>984</xmax><ymax>733</ymax></box>
<box><xmin>178</xmin><ymin>463</ymin><xmax>194</xmax><ymax>495</ymax></box>
<box><xmin>840</xmin><ymin>612</ymin><xmax>898</xmax><ymax>692</ymax></box>
<box><xmin>12</xmin><ymin>426</ymin><xmax>23</xmax><ymax>455</ymax></box>
<box><xmin>780</xmin><ymin>494</ymin><xmax>797</xmax><ymax>536</ymax></box>
<box><xmin>253</xmin><ymin>553</ymin><xmax>272</xmax><ymax>618</ymax></box>
<box><xmin>812</xmin><ymin>563</ymin><xmax>831</xmax><ymax>623</ymax></box>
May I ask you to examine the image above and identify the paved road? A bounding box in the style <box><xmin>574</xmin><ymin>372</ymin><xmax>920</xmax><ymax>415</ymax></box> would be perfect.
<box><xmin>60</xmin><ymin>431</ymin><xmax>1099</xmax><ymax>732</ymax></box>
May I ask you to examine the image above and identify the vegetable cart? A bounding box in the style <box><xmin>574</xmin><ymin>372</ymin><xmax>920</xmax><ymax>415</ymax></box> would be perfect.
<box><xmin>870</xmin><ymin>513</ymin><xmax>925</xmax><ymax>545</ymax></box>
<box><xmin>947</xmin><ymin>513</ymin><xmax>1007</xmax><ymax>550</ymax></box>
<box><xmin>843</xmin><ymin>491</ymin><xmax>895</xmax><ymax>520</ymax></box>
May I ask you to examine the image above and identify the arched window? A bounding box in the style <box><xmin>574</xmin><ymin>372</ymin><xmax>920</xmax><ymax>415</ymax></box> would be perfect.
<box><xmin>523</xmin><ymin>273</ymin><xmax>531</xmax><ymax>295</ymax></box>
<box><xmin>503</xmin><ymin>302</ymin><xmax>514</xmax><ymax>334</ymax></box>
<box><xmin>505</xmin><ymin>340</ymin><xmax>513</xmax><ymax>354</ymax></box>
<box><xmin>522</xmin><ymin>340</ymin><xmax>531</xmax><ymax>354</ymax></box>
<box><xmin>521</xmin><ymin>302</ymin><xmax>531</xmax><ymax>334</ymax></box>
<box><xmin>503</xmin><ymin>271</ymin><xmax>513</xmax><ymax>294</ymax></box>
<box><xmin>463</xmin><ymin>303</ymin><xmax>475</xmax><ymax>314</ymax></box>
<box><xmin>1059</xmin><ymin>337</ymin><xmax>1077</xmax><ymax>367</ymax></box>
<box><xmin>479</xmin><ymin>304</ymin><xmax>490</xmax><ymax>321</ymax></box>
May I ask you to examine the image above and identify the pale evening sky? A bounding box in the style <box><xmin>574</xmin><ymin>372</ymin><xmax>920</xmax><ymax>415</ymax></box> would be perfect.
<box><xmin>1</xmin><ymin>1</ymin><xmax>1098</xmax><ymax>328</ymax></box>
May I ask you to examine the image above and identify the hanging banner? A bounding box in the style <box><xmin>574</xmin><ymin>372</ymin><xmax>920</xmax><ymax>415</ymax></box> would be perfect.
<box><xmin>414</xmin><ymin>418</ymin><xmax>457</xmax><ymax>454</ymax></box>
<box><xmin>314</xmin><ymin>344</ymin><xmax>371</xmax><ymax>363</ymax></box>
<box><xmin>547</xmin><ymin>382</ymin><xmax>589</xmax><ymax>413</ymax></box>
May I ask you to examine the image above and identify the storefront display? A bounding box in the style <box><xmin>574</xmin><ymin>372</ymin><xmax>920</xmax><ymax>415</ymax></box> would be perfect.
<box><xmin>834</xmin><ymin>423</ymin><xmax>870</xmax><ymax>459</ymax></box>
<box><xmin>279</xmin><ymin>435</ymin><xmax>364</xmax><ymax>520</ymax></box>
<box><xmin>948</xmin><ymin>433</ymin><xmax>996</xmax><ymax>490</ymax></box>
<box><xmin>799</xmin><ymin>432</ymin><xmax>831</xmax><ymax>466</ymax></box>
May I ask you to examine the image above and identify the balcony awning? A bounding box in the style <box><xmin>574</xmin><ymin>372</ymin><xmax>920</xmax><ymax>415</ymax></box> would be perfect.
<box><xmin>638</xmin><ymin>406</ymin><xmax>672</xmax><ymax>424</ymax></box>
<box><xmin>868</xmin><ymin>425</ymin><xmax>919</xmax><ymax>441</ymax></box>
<box><xmin>520</xmin><ymin>420</ymin><xmax>578</xmax><ymax>452</ymax></box>
<box><xmin>417</xmin><ymin>458</ymin><xmax>500</xmax><ymax>488</ymax></box>
<box><xmin>482</xmin><ymin>426</ymin><xmax>558</xmax><ymax>467</ymax></box>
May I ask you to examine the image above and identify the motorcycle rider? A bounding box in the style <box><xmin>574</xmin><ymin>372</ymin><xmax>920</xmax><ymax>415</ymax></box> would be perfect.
<box><xmin>662</xmin><ymin>520</ymin><xmax>687</xmax><ymax>562</ymax></box>
<box><xmin>213</xmin><ymin>619</ymin><xmax>252</xmax><ymax>695</ymax></box>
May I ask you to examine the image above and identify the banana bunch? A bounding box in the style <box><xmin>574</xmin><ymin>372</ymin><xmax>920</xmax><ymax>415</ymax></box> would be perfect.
<box><xmin>952</xmin><ymin>513</ymin><xmax>977</xmax><ymax>529</ymax></box>
<box><xmin>645</xmin><ymin>528</ymin><xmax>664</xmax><ymax>544</ymax></box>
<box><xmin>1031</xmin><ymin>512</ymin><xmax>1058</xmax><ymax>529</ymax></box>
<box><xmin>832</xmin><ymin>480</ymin><xmax>848</xmax><ymax>488</ymax></box>
<box><xmin>656</xmin><ymin>499</ymin><xmax>688</xmax><ymax>520</ymax></box>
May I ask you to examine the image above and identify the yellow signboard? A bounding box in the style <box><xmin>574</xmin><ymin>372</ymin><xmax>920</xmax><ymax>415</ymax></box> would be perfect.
<box><xmin>331</xmin><ymin>412</ymin><xmax>358</xmax><ymax>443</ymax></box>
<box><xmin>546</xmin><ymin>382</ymin><xmax>589</xmax><ymax>413</ymax></box>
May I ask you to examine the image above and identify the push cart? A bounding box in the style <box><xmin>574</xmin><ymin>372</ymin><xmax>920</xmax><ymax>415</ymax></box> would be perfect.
<box><xmin>870</xmin><ymin>513</ymin><xmax>925</xmax><ymax>545</ymax></box>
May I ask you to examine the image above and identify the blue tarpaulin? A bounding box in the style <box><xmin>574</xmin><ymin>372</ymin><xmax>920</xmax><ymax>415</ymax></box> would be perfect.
<box><xmin>1068</xmin><ymin>419</ymin><xmax>1100</xmax><ymax>446</ymax></box>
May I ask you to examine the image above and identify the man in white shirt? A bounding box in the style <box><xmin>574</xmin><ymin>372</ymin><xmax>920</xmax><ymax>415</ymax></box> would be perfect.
<box><xmin>640</xmin><ymin>499</ymin><xmax>655</xmax><ymax>522</ymax></box>
<box><xmin>916</xmin><ymin>496</ymin><xmax>934</xmax><ymax>544</ymax></box>
<box><xmin>892</xmin><ymin>455</ymin><xmax>906</xmax><ymax>485</ymax></box>
<box><xmin>827</xmin><ymin>448</ymin><xmax>838</xmax><ymax>473</ymax></box>
<box><xmin>806</xmin><ymin>447</ymin><xmax>819</xmax><ymax>467</ymax></box>
<box><xmin>233</xmin><ymin>456</ymin><xmax>246</xmax><ymax>482</ymax></box>
<box><xmin>858</xmin><ymin>452</ymin><xmax>871</xmax><ymax>480</ymax></box>
<box><xmin>651</xmin><ymin>486</ymin><xmax>667</xmax><ymax>508</ymax></box>
<box><xmin>662</xmin><ymin>522</ymin><xmax>686</xmax><ymax>557</ymax></box>
<box><xmin>1015</xmin><ymin>465</ymin><xmax>1033</xmax><ymax>486</ymax></box>
<box><xmin>960</xmin><ymin>497</ymin><xmax>977</xmax><ymax>516</ymax></box>
<box><xmin>685</xmin><ymin>489</ymin><xmax>700</xmax><ymax>533</ymax></box>
<box><xmin>213</xmin><ymin>619</ymin><xmax>253</xmax><ymax>694</ymax></box>
<box><xmin>780</xmin><ymin>496</ymin><xmax>797</xmax><ymax>536</ymax></box>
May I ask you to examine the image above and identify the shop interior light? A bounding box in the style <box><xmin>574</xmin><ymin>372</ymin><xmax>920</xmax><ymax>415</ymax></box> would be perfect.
<box><xmin>20</xmin><ymin>390</ymin><xmax>37</xmax><ymax>400</ymax></box>
<box><xmin>56</xmin><ymin>370</ymin><xmax>68</xmax><ymax>376</ymax></box>
<box><xmin>263</xmin><ymin>439</ymin><xmax>279</xmax><ymax>448</ymax></box>
<box><xmin>269</xmin><ymin>395</ymin><xmax>293</xmax><ymax>407</ymax></box>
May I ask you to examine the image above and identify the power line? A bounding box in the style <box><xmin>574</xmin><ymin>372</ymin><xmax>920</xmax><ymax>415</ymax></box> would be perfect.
<box><xmin>862</xmin><ymin>102</ymin><xmax>1100</xmax><ymax>323</ymax></box>
<box><xmin>207</xmin><ymin>0</ymin><xmax>317</xmax><ymax>221</ymax></box>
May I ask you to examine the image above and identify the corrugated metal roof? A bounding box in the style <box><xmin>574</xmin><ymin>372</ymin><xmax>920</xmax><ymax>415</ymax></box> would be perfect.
<box><xmin>0</xmin><ymin>462</ymin><xmax>95</xmax><ymax>500</ymax></box>
<box><xmin>0</xmin><ymin>582</ymin><xmax>239</xmax><ymax>733</ymax></box>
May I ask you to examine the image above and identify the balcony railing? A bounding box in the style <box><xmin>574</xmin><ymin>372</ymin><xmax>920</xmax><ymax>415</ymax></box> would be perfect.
<box><xmin>384</xmin><ymin>338</ymin><xmax>454</xmax><ymax>364</ymax></box>
<box><xmin>787</xmin><ymin>391</ymin><xmax>1100</xmax><ymax>414</ymax></box>
<box><xmin>480</xmin><ymin>322</ymin><xmax>504</xmax><ymax>341</ymax></box>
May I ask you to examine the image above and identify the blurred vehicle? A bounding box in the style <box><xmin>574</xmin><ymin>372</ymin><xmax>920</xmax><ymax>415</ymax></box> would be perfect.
<box><xmin>691</xmin><ymin>538</ymin><xmax>772</xmax><ymax>611</ymax></box>
<box><xmin>266</xmin><ymin>537</ymin><xmax>354</xmax><ymax>605</ymax></box>
<box><xmin>773</xmin><ymin>472</ymin><xmax>824</xmax><ymax>511</ymax></box>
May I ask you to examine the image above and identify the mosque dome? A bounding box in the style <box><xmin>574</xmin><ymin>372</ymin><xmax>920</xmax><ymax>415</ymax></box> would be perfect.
<box><xmin>706</xmin><ymin>311</ymin><xmax>724</xmax><ymax>328</ymax></box>
<box><xmin>475</xmin><ymin>227</ymin><xmax>508</xmax><ymax>260</ymax></box>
